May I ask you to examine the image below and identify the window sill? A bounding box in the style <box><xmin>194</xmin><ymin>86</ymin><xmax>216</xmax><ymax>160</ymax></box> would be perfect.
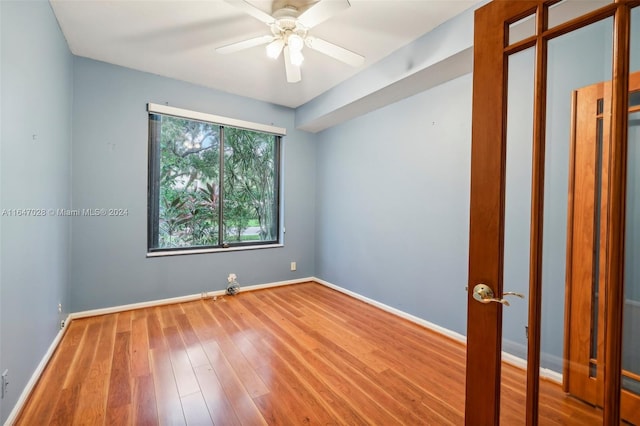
<box><xmin>147</xmin><ymin>243</ymin><xmax>283</xmax><ymax>258</ymax></box>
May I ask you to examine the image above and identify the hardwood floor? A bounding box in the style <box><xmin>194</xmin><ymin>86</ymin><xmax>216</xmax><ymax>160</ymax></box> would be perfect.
<box><xmin>15</xmin><ymin>282</ymin><xmax>602</xmax><ymax>425</ymax></box>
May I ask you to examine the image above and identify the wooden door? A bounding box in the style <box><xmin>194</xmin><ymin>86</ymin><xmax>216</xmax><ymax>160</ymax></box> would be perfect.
<box><xmin>565</xmin><ymin>71</ymin><xmax>640</xmax><ymax>425</ymax></box>
<box><xmin>466</xmin><ymin>1</ymin><xmax>633</xmax><ymax>424</ymax></box>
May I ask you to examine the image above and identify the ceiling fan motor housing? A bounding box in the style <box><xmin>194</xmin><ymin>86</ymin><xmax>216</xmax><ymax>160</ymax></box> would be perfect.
<box><xmin>271</xmin><ymin>5</ymin><xmax>308</xmax><ymax>42</ymax></box>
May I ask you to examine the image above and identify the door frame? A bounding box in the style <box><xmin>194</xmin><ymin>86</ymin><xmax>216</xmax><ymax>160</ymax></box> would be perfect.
<box><xmin>465</xmin><ymin>1</ymin><xmax>635</xmax><ymax>424</ymax></box>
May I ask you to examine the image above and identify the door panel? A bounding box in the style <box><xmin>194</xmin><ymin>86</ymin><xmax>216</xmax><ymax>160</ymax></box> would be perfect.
<box><xmin>468</xmin><ymin>1</ymin><xmax>633</xmax><ymax>424</ymax></box>
<box><xmin>466</xmin><ymin>2</ymin><xmax>540</xmax><ymax>422</ymax></box>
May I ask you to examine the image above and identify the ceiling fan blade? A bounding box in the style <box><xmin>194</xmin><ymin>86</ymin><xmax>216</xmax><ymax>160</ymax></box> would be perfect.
<box><xmin>266</xmin><ymin>38</ymin><xmax>285</xmax><ymax>59</ymax></box>
<box><xmin>305</xmin><ymin>36</ymin><xmax>364</xmax><ymax>67</ymax></box>
<box><xmin>216</xmin><ymin>35</ymin><xmax>273</xmax><ymax>54</ymax></box>
<box><xmin>297</xmin><ymin>0</ymin><xmax>350</xmax><ymax>29</ymax></box>
<box><xmin>283</xmin><ymin>46</ymin><xmax>302</xmax><ymax>83</ymax></box>
<box><xmin>223</xmin><ymin>0</ymin><xmax>275</xmax><ymax>25</ymax></box>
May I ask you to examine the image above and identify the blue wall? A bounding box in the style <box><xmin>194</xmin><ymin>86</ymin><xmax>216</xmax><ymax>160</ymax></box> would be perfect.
<box><xmin>0</xmin><ymin>1</ymin><xmax>73</xmax><ymax>422</ymax></box>
<box><xmin>315</xmin><ymin>74</ymin><xmax>472</xmax><ymax>336</ymax></box>
<box><xmin>70</xmin><ymin>58</ymin><xmax>316</xmax><ymax>311</ymax></box>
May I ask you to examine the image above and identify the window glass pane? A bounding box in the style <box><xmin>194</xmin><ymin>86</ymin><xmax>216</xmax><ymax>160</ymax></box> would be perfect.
<box><xmin>623</xmin><ymin>111</ymin><xmax>640</xmax><ymax>401</ymax></box>
<box><xmin>509</xmin><ymin>13</ymin><xmax>536</xmax><ymax>45</ymax></box>
<box><xmin>632</xmin><ymin>6</ymin><xmax>640</xmax><ymax>76</ymax></box>
<box><xmin>547</xmin><ymin>0</ymin><xmax>611</xmax><ymax>30</ymax></box>
<box><xmin>622</xmin><ymin>119</ymin><xmax>640</xmax><ymax>400</ymax></box>
<box><xmin>543</xmin><ymin>16</ymin><xmax>612</xmax><ymax>423</ymax></box>
<box><xmin>152</xmin><ymin>114</ymin><xmax>220</xmax><ymax>249</ymax></box>
<box><xmin>621</xmin><ymin>6</ymin><xmax>640</xmax><ymax>421</ymax></box>
<box><xmin>501</xmin><ymin>46</ymin><xmax>535</xmax><ymax>424</ymax></box>
<box><xmin>223</xmin><ymin>128</ymin><xmax>279</xmax><ymax>244</ymax></box>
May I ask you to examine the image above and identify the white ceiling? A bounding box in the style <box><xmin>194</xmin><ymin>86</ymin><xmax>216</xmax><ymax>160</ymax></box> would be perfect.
<box><xmin>50</xmin><ymin>0</ymin><xmax>482</xmax><ymax>109</ymax></box>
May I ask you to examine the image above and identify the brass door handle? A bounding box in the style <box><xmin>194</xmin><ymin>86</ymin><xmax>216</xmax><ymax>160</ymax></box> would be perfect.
<box><xmin>472</xmin><ymin>284</ymin><xmax>524</xmax><ymax>306</ymax></box>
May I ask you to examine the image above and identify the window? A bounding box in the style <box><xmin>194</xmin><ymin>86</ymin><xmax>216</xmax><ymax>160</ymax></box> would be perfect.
<box><xmin>147</xmin><ymin>103</ymin><xmax>284</xmax><ymax>255</ymax></box>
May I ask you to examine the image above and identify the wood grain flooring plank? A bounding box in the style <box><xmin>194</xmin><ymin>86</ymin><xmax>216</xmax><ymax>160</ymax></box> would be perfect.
<box><xmin>378</xmin><ymin>366</ymin><xmax>462</xmax><ymax>425</ymax></box>
<box><xmin>194</xmin><ymin>364</ymin><xmax>241</xmax><ymax>426</ymax></box>
<box><xmin>173</xmin><ymin>309</ymin><xmax>210</xmax><ymax>369</ymax></box>
<box><xmin>48</xmin><ymin>384</ymin><xmax>81</xmax><ymax>426</ymax></box>
<box><xmin>313</xmin><ymin>345</ymin><xmax>428</xmax><ymax>424</ymax></box>
<box><xmin>236</xmin><ymin>294</ymin><xmax>369</xmax><ymax>424</ymax></box>
<box><xmin>261</xmin><ymin>338</ymin><xmax>369</xmax><ymax>425</ymax></box>
<box><xmin>254</xmin><ymin>354</ymin><xmax>330</xmax><ymax>425</ymax></box>
<box><xmin>131</xmin><ymin>316</ymin><xmax>151</xmax><ymax>377</ymax></box>
<box><xmin>159</xmin><ymin>304</ymin><xmax>180</xmax><ymax>329</ymax></box>
<box><xmin>250</xmin><ymin>291</ymin><xmax>321</xmax><ymax>351</ymax></box>
<box><xmin>132</xmin><ymin>374</ymin><xmax>159</xmax><ymax>426</ymax></box>
<box><xmin>302</xmin><ymin>347</ymin><xmax>400</xmax><ymax>425</ymax></box>
<box><xmin>116</xmin><ymin>310</ymin><xmax>133</xmax><ymax>333</ymax></box>
<box><xmin>294</xmin><ymin>304</ymin><xmax>391</xmax><ymax>373</ymax></box>
<box><xmin>105</xmin><ymin>404</ymin><xmax>131</xmax><ymax>425</ymax></box>
<box><xmin>187</xmin><ymin>301</ymin><xmax>224</xmax><ymax>340</ymax></box>
<box><xmin>147</xmin><ymin>308</ymin><xmax>165</xmax><ymax>350</ymax></box>
<box><xmin>221</xmin><ymin>296</ymin><xmax>289</xmax><ymax>372</ymax></box>
<box><xmin>371</xmin><ymin>344</ymin><xmax>466</xmax><ymax>411</ymax></box>
<box><xmin>150</xmin><ymin>348</ymin><xmax>186</xmax><ymax>425</ymax></box>
<box><xmin>62</xmin><ymin>321</ymin><xmax>101</xmax><ymax>389</ymax></box>
<box><xmin>106</xmin><ymin>331</ymin><xmax>133</xmax><ymax>425</ymax></box>
<box><xmin>199</xmin><ymin>340</ymin><xmax>267</xmax><ymax>426</ymax></box>
<box><xmin>15</xmin><ymin>321</ymin><xmax>86</xmax><ymax>424</ymax></box>
<box><xmin>180</xmin><ymin>392</ymin><xmax>213</xmax><ymax>425</ymax></box>
<box><xmin>132</xmin><ymin>307</ymin><xmax>148</xmax><ymax>321</ymax></box>
<box><xmin>287</xmin><ymin>286</ymin><xmax>350</xmax><ymax>326</ymax></box>
<box><xmin>238</xmin><ymin>293</ymin><xmax>316</xmax><ymax>357</ymax></box>
<box><xmin>163</xmin><ymin>325</ymin><xmax>201</xmax><ymax>398</ymax></box>
<box><xmin>173</xmin><ymin>308</ymin><xmax>201</xmax><ymax>346</ymax></box>
<box><xmin>203</xmin><ymin>300</ymin><xmax>270</xmax><ymax>399</ymax></box>
<box><xmin>71</xmin><ymin>314</ymin><xmax>117</xmax><ymax>426</ymax></box>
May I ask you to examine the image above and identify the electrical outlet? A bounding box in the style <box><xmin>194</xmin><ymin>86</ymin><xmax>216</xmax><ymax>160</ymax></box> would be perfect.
<box><xmin>1</xmin><ymin>369</ymin><xmax>8</xmax><ymax>399</ymax></box>
<box><xmin>60</xmin><ymin>319</ymin><xmax>66</xmax><ymax>329</ymax></box>
<box><xmin>290</xmin><ymin>261</ymin><xmax>297</xmax><ymax>271</ymax></box>
<box><xmin>58</xmin><ymin>303</ymin><xmax>62</xmax><ymax>313</ymax></box>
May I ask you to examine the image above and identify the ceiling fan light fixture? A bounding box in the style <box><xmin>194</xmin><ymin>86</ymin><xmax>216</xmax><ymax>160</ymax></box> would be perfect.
<box><xmin>266</xmin><ymin>38</ymin><xmax>284</xmax><ymax>59</ymax></box>
<box><xmin>289</xmin><ymin>49</ymin><xmax>304</xmax><ymax>66</ymax></box>
<box><xmin>287</xmin><ymin>33</ymin><xmax>304</xmax><ymax>52</ymax></box>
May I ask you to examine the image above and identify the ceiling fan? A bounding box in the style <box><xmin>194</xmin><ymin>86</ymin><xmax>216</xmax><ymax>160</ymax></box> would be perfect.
<box><xmin>217</xmin><ymin>0</ymin><xmax>365</xmax><ymax>83</ymax></box>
